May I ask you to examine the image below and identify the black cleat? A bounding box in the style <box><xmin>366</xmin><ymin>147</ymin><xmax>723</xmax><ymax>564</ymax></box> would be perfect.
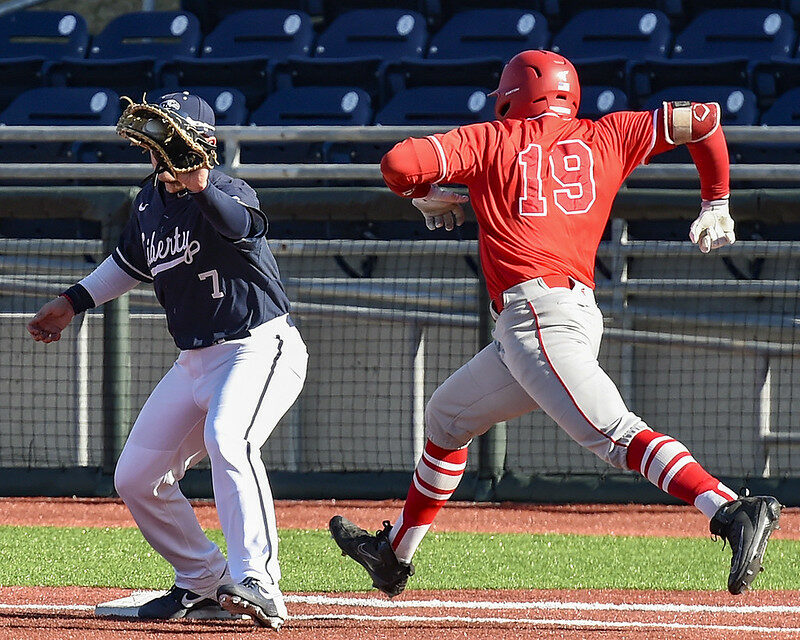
<box><xmin>329</xmin><ymin>515</ymin><xmax>414</xmax><ymax>598</ymax></box>
<box><xmin>217</xmin><ymin>577</ymin><xmax>287</xmax><ymax>630</ymax></box>
<box><xmin>137</xmin><ymin>585</ymin><xmax>219</xmax><ymax>619</ymax></box>
<box><xmin>710</xmin><ymin>495</ymin><xmax>782</xmax><ymax>594</ymax></box>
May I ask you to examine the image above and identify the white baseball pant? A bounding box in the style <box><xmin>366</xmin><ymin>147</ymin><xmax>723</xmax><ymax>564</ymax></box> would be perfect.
<box><xmin>114</xmin><ymin>313</ymin><xmax>307</xmax><ymax>599</ymax></box>
<box><xmin>425</xmin><ymin>277</ymin><xmax>647</xmax><ymax>468</ymax></box>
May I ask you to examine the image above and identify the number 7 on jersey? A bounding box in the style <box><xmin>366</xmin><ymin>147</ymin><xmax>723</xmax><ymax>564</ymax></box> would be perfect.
<box><xmin>518</xmin><ymin>139</ymin><xmax>596</xmax><ymax>217</ymax></box>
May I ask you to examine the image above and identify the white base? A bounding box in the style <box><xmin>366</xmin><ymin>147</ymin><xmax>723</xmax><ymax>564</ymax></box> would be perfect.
<box><xmin>94</xmin><ymin>590</ymin><xmax>248</xmax><ymax>620</ymax></box>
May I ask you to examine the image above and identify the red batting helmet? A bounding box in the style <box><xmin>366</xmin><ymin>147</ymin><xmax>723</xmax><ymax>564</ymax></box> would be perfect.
<box><xmin>490</xmin><ymin>50</ymin><xmax>581</xmax><ymax>120</ymax></box>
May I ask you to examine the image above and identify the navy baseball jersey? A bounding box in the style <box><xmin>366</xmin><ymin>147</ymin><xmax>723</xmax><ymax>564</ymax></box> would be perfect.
<box><xmin>112</xmin><ymin>170</ymin><xmax>290</xmax><ymax>349</ymax></box>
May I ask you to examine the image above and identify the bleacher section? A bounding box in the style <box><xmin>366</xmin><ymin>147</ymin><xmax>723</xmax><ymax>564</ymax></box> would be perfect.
<box><xmin>1</xmin><ymin>2</ymin><xmax>800</xmax><ymax>166</ymax></box>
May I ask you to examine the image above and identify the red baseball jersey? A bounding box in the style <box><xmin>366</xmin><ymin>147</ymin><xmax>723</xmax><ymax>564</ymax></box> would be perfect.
<box><xmin>424</xmin><ymin>111</ymin><xmax>662</xmax><ymax>306</ymax></box>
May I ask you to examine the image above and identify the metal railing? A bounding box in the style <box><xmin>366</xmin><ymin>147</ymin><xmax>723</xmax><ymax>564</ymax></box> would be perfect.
<box><xmin>0</xmin><ymin>125</ymin><xmax>798</xmax><ymax>183</ymax></box>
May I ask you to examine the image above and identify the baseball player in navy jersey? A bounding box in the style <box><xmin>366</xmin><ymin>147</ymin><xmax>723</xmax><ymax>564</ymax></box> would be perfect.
<box><xmin>27</xmin><ymin>92</ymin><xmax>305</xmax><ymax>629</ymax></box>
<box><xmin>330</xmin><ymin>51</ymin><xmax>781</xmax><ymax>597</ymax></box>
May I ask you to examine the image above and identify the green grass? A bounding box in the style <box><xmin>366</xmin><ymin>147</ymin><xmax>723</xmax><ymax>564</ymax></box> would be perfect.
<box><xmin>2</xmin><ymin>526</ymin><xmax>799</xmax><ymax>592</ymax></box>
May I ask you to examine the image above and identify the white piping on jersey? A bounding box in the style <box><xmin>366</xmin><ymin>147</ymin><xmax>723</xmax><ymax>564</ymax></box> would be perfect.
<box><xmin>115</xmin><ymin>247</ymin><xmax>153</xmax><ymax>281</ymax></box>
<box><xmin>426</xmin><ymin>135</ymin><xmax>448</xmax><ymax>184</ymax></box>
<box><xmin>643</xmin><ymin>110</ymin><xmax>658</xmax><ymax>162</ymax></box>
<box><xmin>149</xmin><ymin>240</ymin><xmax>201</xmax><ymax>276</ymax></box>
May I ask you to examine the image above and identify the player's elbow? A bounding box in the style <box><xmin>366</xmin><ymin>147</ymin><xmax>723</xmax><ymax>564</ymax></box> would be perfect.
<box><xmin>380</xmin><ymin>144</ymin><xmax>408</xmax><ymax>195</ymax></box>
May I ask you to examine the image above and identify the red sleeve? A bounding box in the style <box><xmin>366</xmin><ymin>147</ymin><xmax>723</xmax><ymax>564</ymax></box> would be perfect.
<box><xmin>380</xmin><ymin>122</ymin><xmax>496</xmax><ymax>198</ymax></box>
<box><xmin>648</xmin><ymin>106</ymin><xmax>730</xmax><ymax>201</ymax></box>
<box><xmin>596</xmin><ymin>110</ymin><xmax>659</xmax><ymax>178</ymax></box>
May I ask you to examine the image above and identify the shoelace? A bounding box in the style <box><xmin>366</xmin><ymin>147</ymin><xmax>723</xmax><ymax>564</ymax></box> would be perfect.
<box><xmin>241</xmin><ymin>576</ymin><xmax>260</xmax><ymax>589</ymax></box>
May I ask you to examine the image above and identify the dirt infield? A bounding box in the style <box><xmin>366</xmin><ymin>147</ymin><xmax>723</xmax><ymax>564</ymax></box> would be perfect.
<box><xmin>2</xmin><ymin>497</ymin><xmax>798</xmax><ymax>538</ymax></box>
<box><xmin>1</xmin><ymin>498</ymin><xmax>798</xmax><ymax>639</ymax></box>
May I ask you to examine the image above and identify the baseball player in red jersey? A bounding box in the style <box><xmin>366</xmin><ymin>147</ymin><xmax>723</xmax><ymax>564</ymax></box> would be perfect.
<box><xmin>330</xmin><ymin>50</ymin><xmax>781</xmax><ymax>597</ymax></box>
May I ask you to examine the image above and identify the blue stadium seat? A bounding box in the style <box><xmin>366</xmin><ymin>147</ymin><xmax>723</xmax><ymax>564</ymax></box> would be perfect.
<box><xmin>46</xmin><ymin>57</ymin><xmax>158</xmax><ymax>99</ymax></box>
<box><xmin>314</xmin><ymin>9</ymin><xmax>427</xmax><ymax>60</ymax></box>
<box><xmin>272</xmin><ymin>56</ymin><xmax>384</xmax><ymax>106</ymax></box>
<box><xmin>0</xmin><ymin>10</ymin><xmax>89</xmax><ymax>59</ymax></box>
<box><xmin>630</xmin><ymin>59</ymin><xmax>750</xmax><ymax>108</ymax></box>
<box><xmin>730</xmin><ymin>87</ymin><xmax>800</xmax><ymax>166</ymax></box>
<box><xmin>200</xmin><ymin>9</ymin><xmax>314</xmax><ymax>60</ymax></box>
<box><xmin>0</xmin><ymin>86</ymin><xmax>120</xmax><ymax>125</ymax></box>
<box><xmin>375</xmin><ymin>85</ymin><xmax>494</xmax><ymax>125</ymax></box>
<box><xmin>761</xmin><ymin>88</ymin><xmax>800</xmax><ymax>125</ymax></box>
<box><xmin>383</xmin><ymin>58</ymin><xmax>503</xmax><ymax>103</ymax></box>
<box><xmin>242</xmin><ymin>86</ymin><xmax>372</xmax><ymax>164</ymax></box>
<box><xmin>671</xmin><ymin>9</ymin><xmax>794</xmax><ymax>61</ymax></box>
<box><xmin>181</xmin><ymin>0</ymin><xmax>322</xmax><ymax>35</ymax></box>
<box><xmin>551</xmin><ymin>9</ymin><xmax>670</xmax><ymax>61</ymax></box>
<box><xmin>752</xmin><ymin>59</ymin><xmax>800</xmax><ymax>110</ymax></box>
<box><xmin>426</xmin><ymin>9</ymin><xmax>549</xmax><ymax>62</ymax></box>
<box><xmin>89</xmin><ymin>11</ymin><xmax>201</xmax><ymax>59</ymax></box>
<box><xmin>682</xmin><ymin>0</ymin><xmax>784</xmax><ymax>20</ymax></box>
<box><xmin>578</xmin><ymin>86</ymin><xmax>629</xmax><ymax>120</ymax></box>
<box><xmin>322</xmin><ymin>1</ymin><xmax>434</xmax><ymax>27</ymax></box>
<box><xmin>0</xmin><ymin>87</ymin><xmax>120</xmax><ymax>164</ymax></box>
<box><xmin>158</xmin><ymin>56</ymin><xmax>271</xmax><ymax>111</ymax></box>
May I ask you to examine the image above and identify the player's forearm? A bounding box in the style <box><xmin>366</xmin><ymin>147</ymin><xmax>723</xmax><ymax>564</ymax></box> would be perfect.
<box><xmin>191</xmin><ymin>181</ymin><xmax>252</xmax><ymax>238</ymax></box>
<box><xmin>62</xmin><ymin>256</ymin><xmax>140</xmax><ymax>312</ymax></box>
<box><xmin>687</xmin><ymin>125</ymin><xmax>730</xmax><ymax>201</ymax></box>
<box><xmin>381</xmin><ymin>137</ymin><xmax>442</xmax><ymax>198</ymax></box>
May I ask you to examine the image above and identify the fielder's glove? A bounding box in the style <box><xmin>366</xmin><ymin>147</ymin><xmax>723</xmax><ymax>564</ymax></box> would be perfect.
<box><xmin>412</xmin><ymin>185</ymin><xmax>469</xmax><ymax>231</ymax></box>
<box><xmin>116</xmin><ymin>97</ymin><xmax>218</xmax><ymax>175</ymax></box>
<box><xmin>689</xmin><ymin>198</ymin><xmax>735</xmax><ymax>253</ymax></box>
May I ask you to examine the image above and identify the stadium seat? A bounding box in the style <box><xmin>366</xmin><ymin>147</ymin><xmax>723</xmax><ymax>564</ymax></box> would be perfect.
<box><xmin>726</xmin><ymin>87</ymin><xmax>800</xmax><ymax>165</ymax></box>
<box><xmin>272</xmin><ymin>56</ymin><xmax>384</xmax><ymax>106</ymax></box>
<box><xmin>761</xmin><ymin>87</ymin><xmax>800</xmax><ymax>125</ymax></box>
<box><xmin>158</xmin><ymin>56</ymin><xmax>271</xmax><ymax>112</ymax></box>
<box><xmin>200</xmin><ymin>9</ymin><xmax>314</xmax><ymax>60</ymax></box>
<box><xmin>0</xmin><ymin>86</ymin><xmax>120</xmax><ymax>125</ymax></box>
<box><xmin>89</xmin><ymin>11</ymin><xmax>202</xmax><ymax>59</ymax></box>
<box><xmin>242</xmin><ymin>86</ymin><xmax>372</xmax><ymax>164</ymax></box>
<box><xmin>182</xmin><ymin>0</ymin><xmax>322</xmax><ymax>35</ymax></box>
<box><xmin>322</xmin><ymin>1</ymin><xmax>435</xmax><ymax>27</ymax></box>
<box><xmin>426</xmin><ymin>9</ymin><xmax>549</xmax><ymax>62</ymax></box>
<box><xmin>682</xmin><ymin>0</ymin><xmax>784</xmax><ymax>20</ymax></box>
<box><xmin>630</xmin><ymin>58</ymin><xmax>750</xmax><ymax>108</ymax></box>
<box><xmin>0</xmin><ymin>87</ymin><xmax>120</xmax><ymax>164</ymax></box>
<box><xmin>752</xmin><ymin>59</ymin><xmax>800</xmax><ymax>110</ymax></box>
<box><xmin>383</xmin><ymin>58</ymin><xmax>504</xmax><ymax>102</ymax></box>
<box><xmin>375</xmin><ymin>85</ymin><xmax>494</xmax><ymax>125</ymax></box>
<box><xmin>0</xmin><ymin>10</ymin><xmax>89</xmax><ymax>59</ymax></box>
<box><xmin>314</xmin><ymin>9</ymin><xmax>427</xmax><ymax>60</ymax></box>
<box><xmin>578</xmin><ymin>86</ymin><xmax>629</xmax><ymax>120</ymax></box>
<box><xmin>671</xmin><ymin>9</ymin><xmax>794</xmax><ymax>61</ymax></box>
<box><xmin>551</xmin><ymin>9</ymin><xmax>670</xmax><ymax>61</ymax></box>
<box><xmin>46</xmin><ymin>57</ymin><xmax>158</xmax><ymax>100</ymax></box>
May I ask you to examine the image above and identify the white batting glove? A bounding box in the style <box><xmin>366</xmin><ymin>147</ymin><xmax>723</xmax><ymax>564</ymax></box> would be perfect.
<box><xmin>412</xmin><ymin>185</ymin><xmax>468</xmax><ymax>231</ymax></box>
<box><xmin>689</xmin><ymin>198</ymin><xmax>735</xmax><ymax>254</ymax></box>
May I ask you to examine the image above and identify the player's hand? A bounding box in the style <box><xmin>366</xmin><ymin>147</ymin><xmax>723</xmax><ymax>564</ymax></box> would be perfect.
<box><xmin>412</xmin><ymin>185</ymin><xmax>468</xmax><ymax>231</ymax></box>
<box><xmin>689</xmin><ymin>198</ymin><xmax>735</xmax><ymax>253</ymax></box>
<box><xmin>26</xmin><ymin>296</ymin><xmax>75</xmax><ymax>343</ymax></box>
<box><xmin>177</xmin><ymin>166</ymin><xmax>209</xmax><ymax>193</ymax></box>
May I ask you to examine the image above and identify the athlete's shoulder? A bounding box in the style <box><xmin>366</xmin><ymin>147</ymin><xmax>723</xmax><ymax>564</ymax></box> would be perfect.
<box><xmin>131</xmin><ymin>180</ymin><xmax>157</xmax><ymax>217</ymax></box>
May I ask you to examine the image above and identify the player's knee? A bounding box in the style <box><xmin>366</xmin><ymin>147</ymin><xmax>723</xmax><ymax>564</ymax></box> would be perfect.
<box><xmin>113</xmin><ymin>451</ymin><xmax>141</xmax><ymax>501</ymax></box>
<box><xmin>424</xmin><ymin>394</ymin><xmax>473</xmax><ymax>450</ymax></box>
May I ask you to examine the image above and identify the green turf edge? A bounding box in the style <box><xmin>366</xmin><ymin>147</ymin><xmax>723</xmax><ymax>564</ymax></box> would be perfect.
<box><xmin>1</xmin><ymin>526</ymin><xmax>799</xmax><ymax>592</ymax></box>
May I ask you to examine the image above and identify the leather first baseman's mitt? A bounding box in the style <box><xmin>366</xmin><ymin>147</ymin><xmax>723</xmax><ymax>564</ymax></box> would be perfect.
<box><xmin>116</xmin><ymin>96</ymin><xmax>218</xmax><ymax>174</ymax></box>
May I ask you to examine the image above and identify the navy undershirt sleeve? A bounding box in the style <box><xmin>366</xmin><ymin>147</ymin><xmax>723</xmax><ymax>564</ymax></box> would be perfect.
<box><xmin>191</xmin><ymin>182</ymin><xmax>252</xmax><ymax>239</ymax></box>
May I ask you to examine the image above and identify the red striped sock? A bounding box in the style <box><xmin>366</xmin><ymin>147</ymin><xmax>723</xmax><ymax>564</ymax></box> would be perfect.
<box><xmin>389</xmin><ymin>440</ymin><xmax>468</xmax><ymax>563</ymax></box>
<box><xmin>627</xmin><ymin>429</ymin><xmax>737</xmax><ymax>519</ymax></box>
